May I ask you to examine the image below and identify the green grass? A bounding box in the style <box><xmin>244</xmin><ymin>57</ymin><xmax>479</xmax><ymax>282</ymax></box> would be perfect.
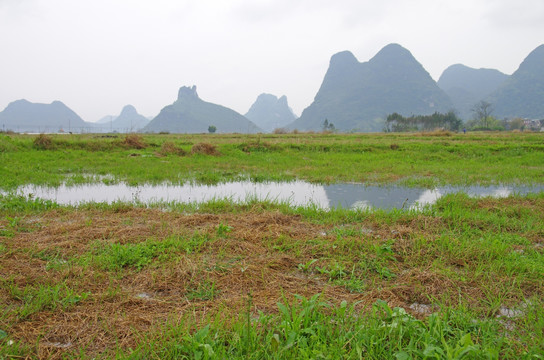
<box><xmin>1</xmin><ymin>281</ymin><xmax>90</xmax><ymax>320</ymax></box>
<box><xmin>109</xmin><ymin>295</ymin><xmax>521</xmax><ymax>359</ymax></box>
<box><xmin>1</xmin><ymin>132</ymin><xmax>544</xmax><ymax>189</ymax></box>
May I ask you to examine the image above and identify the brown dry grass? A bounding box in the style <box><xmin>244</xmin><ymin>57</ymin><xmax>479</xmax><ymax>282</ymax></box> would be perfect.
<box><xmin>33</xmin><ymin>134</ymin><xmax>54</xmax><ymax>150</ymax></box>
<box><xmin>418</xmin><ymin>129</ymin><xmax>453</xmax><ymax>137</ymax></box>
<box><xmin>158</xmin><ymin>141</ymin><xmax>186</xmax><ymax>156</ymax></box>
<box><xmin>191</xmin><ymin>142</ymin><xmax>219</xmax><ymax>155</ymax></box>
<box><xmin>121</xmin><ymin>134</ymin><xmax>147</xmax><ymax>149</ymax></box>
<box><xmin>1</xmin><ymin>202</ymin><xmax>542</xmax><ymax>358</ymax></box>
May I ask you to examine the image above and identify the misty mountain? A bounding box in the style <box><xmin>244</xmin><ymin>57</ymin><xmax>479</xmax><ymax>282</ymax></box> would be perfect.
<box><xmin>245</xmin><ymin>93</ymin><xmax>297</xmax><ymax>132</ymax></box>
<box><xmin>94</xmin><ymin>105</ymin><xmax>149</xmax><ymax>131</ymax></box>
<box><xmin>110</xmin><ymin>105</ymin><xmax>149</xmax><ymax>131</ymax></box>
<box><xmin>487</xmin><ymin>44</ymin><xmax>544</xmax><ymax>119</ymax></box>
<box><xmin>437</xmin><ymin>64</ymin><xmax>508</xmax><ymax>119</ymax></box>
<box><xmin>96</xmin><ymin>115</ymin><xmax>116</xmax><ymax>124</ymax></box>
<box><xmin>144</xmin><ymin>86</ymin><xmax>261</xmax><ymax>133</ymax></box>
<box><xmin>0</xmin><ymin>99</ymin><xmax>89</xmax><ymax>133</ymax></box>
<box><xmin>289</xmin><ymin>43</ymin><xmax>453</xmax><ymax>132</ymax></box>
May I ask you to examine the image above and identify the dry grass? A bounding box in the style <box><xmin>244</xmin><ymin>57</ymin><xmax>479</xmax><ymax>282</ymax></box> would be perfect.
<box><xmin>121</xmin><ymin>134</ymin><xmax>147</xmax><ymax>149</ymax></box>
<box><xmin>33</xmin><ymin>134</ymin><xmax>54</xmax><ymax>150</ymax></box>
<box><xmin>158</xmin><ymin>141</ymin><xmax>186</xmax><ymax>156</ymax></box>
<box><xmin>273</xmin><ymin>128</ymin><xmax>288</xmax><ymax>134</ymax></box>
<box><xmin>418</xmin><ymin>129</ymin><xmax>453</xmax><ymax>137</ymax></box>
<box><xmin>191</xmin><ymin>142</ymin><xmax>219</xmax><ymax>155</ymax></box>
<box><xmin>1</xmin><ymin>199</ymin><xmax>543</xmax><ymax>358</ymax></box>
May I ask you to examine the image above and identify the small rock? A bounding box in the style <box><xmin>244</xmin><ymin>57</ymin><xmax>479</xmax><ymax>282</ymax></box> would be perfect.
<box><xmin>409</xmin><ymin>303</ymin><xmax>433</xmax><ymax>315</ymax></box>
<box><xmin>361</xmin><ymin>228</ymin><xmax>373</xmax><ymax>234</ymax></box>
<box><xmin>497</xmin><ymin>306</ymin><xmax>524</xmax><ymax>318</ymax></box>
<box><xmin>498</xmin><ymin>319</ymin><xmax>516</xmax><ymax>332</ymax></box>
<box><xmin>136</xmin><ymin>292</ymin><xmax>152</xmax><ymax>300</ymax></box>
<box><xmin>43</xmin><ymin>341</ymin><xmax>72</xmax><ymax>349</ymax></box>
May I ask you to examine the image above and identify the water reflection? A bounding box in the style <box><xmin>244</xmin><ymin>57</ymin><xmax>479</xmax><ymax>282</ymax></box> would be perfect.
<box><xmin>6</xmin><ymin>181</ymin><xmax>544</xmax><ymax>210</ymax></box>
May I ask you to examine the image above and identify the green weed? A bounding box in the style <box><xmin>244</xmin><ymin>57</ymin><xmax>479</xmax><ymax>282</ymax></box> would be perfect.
<box><xmin>186</xmin><ymin>278</ymin><xmax>218</xmax><ymax>301</ymax></box>
<box><xmin>4</xmin><ymin>281</ymin><xmax>89</xmax><ymax>319</ymax></box>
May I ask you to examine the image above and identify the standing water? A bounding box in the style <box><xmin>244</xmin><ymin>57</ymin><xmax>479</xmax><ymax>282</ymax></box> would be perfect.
<box><xmin>5</xmin><ymin>181</ymin><xmax>544</xmax><ymax>210</ymax></box>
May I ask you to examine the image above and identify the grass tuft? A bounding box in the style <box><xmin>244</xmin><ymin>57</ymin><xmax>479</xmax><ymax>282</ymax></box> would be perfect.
<box><xmin>191</xmin><ymin>142</ymin><xmax>219</xmax><ymax>155</ymax></box>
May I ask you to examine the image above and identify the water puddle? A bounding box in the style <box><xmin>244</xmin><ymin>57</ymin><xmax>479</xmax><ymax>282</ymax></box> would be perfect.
<box><xmin>4</xmin><ymin>181</ymin><xmax>544</xmax><ymax>210</ymax></box>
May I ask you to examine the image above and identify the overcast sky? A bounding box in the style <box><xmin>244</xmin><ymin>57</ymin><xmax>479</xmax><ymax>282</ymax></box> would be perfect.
<box><xmin>1</xmin><ymin>0</ymin><xmax>543</xmax><ymax>122</ymax></box>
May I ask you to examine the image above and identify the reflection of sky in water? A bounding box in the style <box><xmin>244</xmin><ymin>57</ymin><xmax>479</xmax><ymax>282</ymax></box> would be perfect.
<box><xmin>13</xmin><ymin>181</ymin><xmax>329</xmax><ymax>208</ymax></box>
<box><xmin>6</xmin><ymin>182</ymin><xmax>544</xmax><ymax>210</ymax></box>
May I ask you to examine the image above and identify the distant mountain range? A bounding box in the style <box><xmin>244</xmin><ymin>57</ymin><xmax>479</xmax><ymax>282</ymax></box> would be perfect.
<box><xmin>290</xmin><ymin>44</ymin><xmax>453</xmax><ymax>132</ymax></box>
<box><xmin>0</xmin><ymin>99</ymin><xmax>90</xmax><ymax>133</ymax></box>
<box><xmin>245</xmin><ymin>93</ymin><xmax>297</xmax><ymax>132</ymax></box>
<box><xmin>144</xmin><ymin>86</ymin><xmax>260</xmax><ymax>133</ymax></box>
<box><xmin>2</xmin><ymin>43</ymin><xmax>543</xmax><ymax>133</ymax></box>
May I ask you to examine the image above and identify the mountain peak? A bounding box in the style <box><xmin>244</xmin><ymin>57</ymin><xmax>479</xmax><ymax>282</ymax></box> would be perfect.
<box><xmin>369</xmin><ymin>43</ymin><xmax>417</xmax><ymax>66</ymax></box>
<box><xmin>329</xmin><ymin>51</ymin><xmax>358</xmax><ymax>68</ymax></box>
<box><xmin>0</xmin><ymin>99</ymin><xmax>86</xmax><ymax>132</ymax></box>
<box><xmin>517</xmin><ymin>44</ymin><xmax>544</xmax><ymax>73</ymax></box>
<box><xmin>437</xmin><ymin>64</ymin><xmax>508</xmax><ymax>119</ymax></box>
<box><xmin>120</xmin><ymin>104</ymin><xmax>138</xmax><ymax>116</ymax></box>
<box><xmin>245</xmin><ymin>93</ymin><xmax>296</xmax><ymax>132</ymax></box>
<box><xmin>145</xmin><ymin>86</ymin><xmax>260</xmax><ymax>133</ymax></box>
<box><xmin>291</xmin><ymin>44</ymin><xmax>452</xmax><ymax>132</ymax></box>
<box><xmin>177</xmin><ymin>85</ymin><xmax>199</xmax><ymax>101</ymax></box>
<box><xmin>488</xmin><ymin>43</ymin><xmax>544</xmax><ymax>119</ymax></box>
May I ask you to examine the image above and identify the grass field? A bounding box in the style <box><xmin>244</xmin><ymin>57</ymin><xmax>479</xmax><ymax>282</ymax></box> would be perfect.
<box><xmin>1</xmin><ymin>132</ymin><xmax>544</xmax><ymax>358</ymax></box>
<box><xmin>1</xmin><ymin>131</ymin><xmax>543</xmax><ymax>188</ymax></box>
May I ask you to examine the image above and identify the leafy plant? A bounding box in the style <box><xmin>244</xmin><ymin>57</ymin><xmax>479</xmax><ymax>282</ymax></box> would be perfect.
<box><xmin>216</xmin><ymin>223</ymin><xmax>232</xmax><ymax>237</ymax></box>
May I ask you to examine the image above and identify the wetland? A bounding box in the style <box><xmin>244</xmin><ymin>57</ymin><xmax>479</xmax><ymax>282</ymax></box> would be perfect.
<box><xmin>1</xmin><ymin>132</ymin><xmax>544</xmax><ymax>358</ymax></box>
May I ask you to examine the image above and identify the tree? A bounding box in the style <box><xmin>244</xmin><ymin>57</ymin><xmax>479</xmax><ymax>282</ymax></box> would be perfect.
<box><xmin>509</xmin><ymin>118</ymin><xmax>525</xmax><ymax>131</ymax></box>
<box><xmin>322</xmin><ymin>119</ymin><xmax>335</xmax><ymax>132</ymax></box>
<box><xmin>208</xmin><ymin>125</ymin><xmax>217</xmax><ymax>133</ymax></box>
<box><xmin>322</xmin><ymin>119</ymin><xmax>329</xmax><ymax>131</ymax></box>
<box><xmin>471</xmin><ymin>101</ymin><xmax>494</xmax><ymax>129</ymax></box>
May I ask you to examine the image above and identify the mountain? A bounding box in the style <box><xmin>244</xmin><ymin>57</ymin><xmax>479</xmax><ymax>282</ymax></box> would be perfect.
<box><xmin>438</xmin><ymin>64</ymin><xmax>508</xmax><ymax>119</ymax></box>
<box><xmin>111</xmin><ymin>105</ymin><xmax>149</xmax><ymax>131</ymax></box>
<box><xmin>289</xmin><ymin>44</ymin><xmax>453</xmax><ymax>132</ymax></box>
<box><xmin>487</xmin><ymin>44</ymin><xmax>544</xmax><ymax>119</ymax></box>
<box><xmin>95</xmin><ymin>115</ymin><xmax>116</xmax><ymax>124</ymax></box>
<box><xmin>144</xmin><ymin>86</ymin><xmax>261</xmax><ymax>133</ymax></box>
<box><xmin>0</xmin><ymin>99</ymin><xmax>89</xmax><ymax>133</ymax></box>
<box><xmin>245</xmin><ymin>93</ymin><xmax>297</xmax><ymax>132</ymax></box>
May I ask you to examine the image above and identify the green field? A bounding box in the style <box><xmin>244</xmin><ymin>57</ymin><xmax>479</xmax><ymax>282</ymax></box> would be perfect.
<box><xmin>1</xmin><ymin>131</ymin><xmax>543</xmax><ymax>189</ymax></box>
<box><xmin>1</xmin><ymin>132</ymin><xmax>544</xmax><ymax>358</ymax></box>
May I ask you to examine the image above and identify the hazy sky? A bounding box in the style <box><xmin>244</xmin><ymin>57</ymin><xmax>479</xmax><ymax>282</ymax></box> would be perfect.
<box><xmin>1</xmin><ymin>0</ymin><xmax>543</xmax><ymax>122</ymax></box>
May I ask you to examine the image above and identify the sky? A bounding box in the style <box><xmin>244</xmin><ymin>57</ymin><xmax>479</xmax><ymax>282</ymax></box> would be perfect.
<box><xmin>1</xmin><ymin>0</ymin><xmax>543</xmax><ymax>122</ymax></box>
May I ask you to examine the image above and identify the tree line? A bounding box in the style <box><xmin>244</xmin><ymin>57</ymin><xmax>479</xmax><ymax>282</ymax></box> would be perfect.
<box><xmin>384</xmin><ymin>111</ymin><xmax>462</xmax><ymax>132</ymax></box>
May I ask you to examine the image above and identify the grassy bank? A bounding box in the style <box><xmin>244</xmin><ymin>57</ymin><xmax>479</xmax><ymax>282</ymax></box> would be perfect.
<box><xmin>1</xmin><ymin>132</ymin><xmax>544</xmax><ymax>189</ymax></box>
<box><xmin>1</xmin><ymin>193</ymin><xmax>543</xmax><ymax>358</ymax></box>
